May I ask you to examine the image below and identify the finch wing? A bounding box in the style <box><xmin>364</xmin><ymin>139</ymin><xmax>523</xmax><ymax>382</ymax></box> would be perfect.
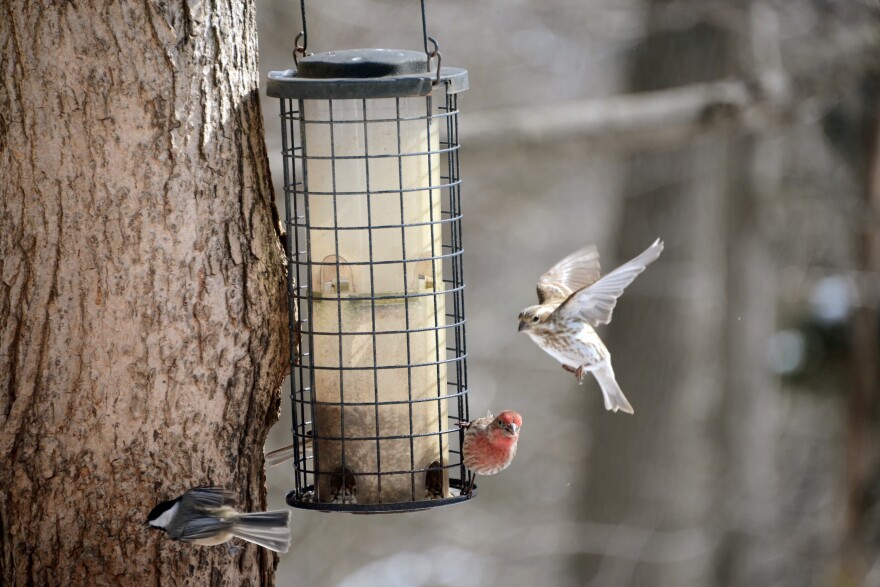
<box><xmin>184</xmin><ymin>486</ymin><xmax>239</xmax><ymax>510</ymax></box>
<box><xmin>553</xmin><ymin>239</ymin><xmax>663</xmax><ymax>326</ymax></box>
<box><xmin>536</xmin><ymin>245</ymin><xmax>602</xmax><ymax>304</ymax></box>
<box><xmin>178</xmin><ymin>516</ymin><xmax>235</xmax><ymax>541</ymax></box>
<box><xmin>459</xmin><ymin>412</ymin><xmax>493</xmax><ymax>430</ymax></box>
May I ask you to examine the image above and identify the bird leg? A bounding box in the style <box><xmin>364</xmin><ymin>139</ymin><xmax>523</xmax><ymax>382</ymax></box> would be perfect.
<box><xmin>464</xmin><ymin>474</ymin><xmax>477</xmax><ymax>497</ymax></box>
<box><xmin>563</xmin><ymin>364</ymin><xmax>588</xmax><ymax>384</ymax></box>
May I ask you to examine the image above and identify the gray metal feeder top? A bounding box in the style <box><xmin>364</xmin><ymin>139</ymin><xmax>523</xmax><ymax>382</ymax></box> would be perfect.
<box><xmin>267</xmin><ymin>48</ymin><xmax>468</xmax><ymax>100</ymax></box>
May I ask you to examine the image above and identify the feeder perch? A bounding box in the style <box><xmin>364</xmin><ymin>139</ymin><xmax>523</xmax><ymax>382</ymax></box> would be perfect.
<box><xmin>268</xmin><ymin>33</ymin><xmax>472</xmax><ymax>512</ymax></box>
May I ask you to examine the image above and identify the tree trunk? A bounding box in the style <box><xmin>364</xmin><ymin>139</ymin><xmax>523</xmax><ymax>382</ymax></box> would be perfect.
<box><xmin>0</xmin><ymin>2</ymin><xmax>288</xmax><ymax>585</ymax></box>
<box><xmin>716</xmin><ymin>135</ymin><xmax>783</xmax><ymax>587</ymax></box>
<box><xmin>572</xmin><ymin>9</ymin><xmax>792</xmax><ymax>585</ymax></box>
<box><xmin>574</xmin><ymin>19</ymin><xmax>734</xmax><ymax>587</ymax></box>
<box><xmin>843</xmin><ymin>98</ymin><xmax>880</xmax><ymax>584</ymax></box>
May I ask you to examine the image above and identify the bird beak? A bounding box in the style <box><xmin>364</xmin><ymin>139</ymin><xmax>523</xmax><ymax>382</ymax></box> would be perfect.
<box><xmin>506</xmin><ymin>423</ymin><xmax>519</xmax><ymax>435</ymax></box>
<box><xmin>518</xmin><ymin>321</ymin><xmax>528</xmax><ymax>332</ymax></box>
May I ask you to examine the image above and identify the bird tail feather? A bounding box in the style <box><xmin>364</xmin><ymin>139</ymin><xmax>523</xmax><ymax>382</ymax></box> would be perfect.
<box><xmin>593</xmin><ymin>362</ymin><xmax>634</xmax><ymax>414</ymax></box>
<box><xmin>232</xmin><ymin>511</ymin><xmax>291</xmax><ymax>553</ymax></box>
<box><xmin>266</xmin><ymin>434</ymin><xmax>313</xmax><ymax>467</ymax></box>
<box><xmin>265</xmin><ymin>444</ymin><xmax>295</xmax><ymax>467</ymax></box>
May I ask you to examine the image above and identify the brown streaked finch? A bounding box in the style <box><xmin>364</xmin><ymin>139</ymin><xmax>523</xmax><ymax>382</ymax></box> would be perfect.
<box><xmin>517</xmin><ymin>239</ymin><xmax>664</xmax><ymax>415</ymax></box>
<box><xmin>459</xmin><ymin>410</ymin><xmax>522</xmax><ymax>496</ymax></box>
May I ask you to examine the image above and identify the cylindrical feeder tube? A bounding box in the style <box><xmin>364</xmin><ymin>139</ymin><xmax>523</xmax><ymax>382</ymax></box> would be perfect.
<box><xmin>305</xmin><ymin>97</ymin><xmax>446</xmax><ymax>503</ymax></box>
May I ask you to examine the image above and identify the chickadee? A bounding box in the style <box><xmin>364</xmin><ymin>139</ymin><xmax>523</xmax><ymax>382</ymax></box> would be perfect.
<box><xmin>147</xmin><ymin>486</ymin><xmax>291</xmax><ymax>553</ymax></box>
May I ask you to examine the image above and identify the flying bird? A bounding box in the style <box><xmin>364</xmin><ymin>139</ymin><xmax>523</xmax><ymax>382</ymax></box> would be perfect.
<box><xmin>518</xmin><ymin>239</ymin><xmax>664</xmax><ymax>414</ymax></box>
<box><xmin>147</xmin><ymin>486</ymin><xmax>291</xmax><ymax>553</ymax></box>
<box><xmin>459</xmin><ymin>410</ymin><xmax>522</xmax><ymax>496</ymax></box>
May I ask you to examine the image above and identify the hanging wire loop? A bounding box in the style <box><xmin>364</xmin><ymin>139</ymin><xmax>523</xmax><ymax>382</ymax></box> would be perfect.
<box><xmin>420</xmin><ymin>0</ymin><xmax>430</xmax><ymax>55</ymax></box>
<box><xmin>299</xmin><ymin>0</ymin><xmax>309</xmax><ymax>53</ymax></box>
<box><xmin>296</xmin><ymin>0</ymin><xmax>434</xmax><ymax>70</ymax></box>
<box><xmin>293</xmin><ymin>31</ymin><xmax>310</xmax><ymax>66</ymax></box>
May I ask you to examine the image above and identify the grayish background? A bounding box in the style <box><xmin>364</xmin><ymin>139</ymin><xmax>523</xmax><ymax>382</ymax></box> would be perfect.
<box><xmin>257</xmin><ymin>1</ymin><xmax>880</xmax><ymax>585</ymax></box>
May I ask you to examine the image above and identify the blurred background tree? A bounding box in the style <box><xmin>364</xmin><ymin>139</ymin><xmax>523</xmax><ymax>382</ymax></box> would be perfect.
<box><xmin>260</xmin><ymin>1</ymin><xmax>880</xmax><ymax>585</ymax></box>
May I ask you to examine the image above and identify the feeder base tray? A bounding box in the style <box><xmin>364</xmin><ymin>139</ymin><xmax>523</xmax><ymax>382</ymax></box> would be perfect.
<box><xmin>285</xmin><ymin>479</ymin><xmax>476</xmax><ymax>514</ymax></box>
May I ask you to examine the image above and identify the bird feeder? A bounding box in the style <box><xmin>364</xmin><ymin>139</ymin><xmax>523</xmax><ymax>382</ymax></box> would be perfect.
<box><xmin>267</xmin><ymin>10</ymin><xmax>472</xmax><ymax>512</ymax></box>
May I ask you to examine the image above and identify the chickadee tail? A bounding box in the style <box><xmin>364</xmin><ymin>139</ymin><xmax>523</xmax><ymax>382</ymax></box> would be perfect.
<box><xmin>266</xmin><ymin>436</ymin><xmax>313</xmax><ymax>467</ymax></box>
<box><xmin>232</xmin><ymin>511</ymin><xmax>291</xmax><ymax>553</ymax></box>
<box><xmin>593</xmin><ymin>362</ymin><xmax>634</xmax><ymax>415</ymax></box>
<box><xmin>265</xmin><ymin>444</ymin><xmax>295</xmax><ymax>467</ymax></box>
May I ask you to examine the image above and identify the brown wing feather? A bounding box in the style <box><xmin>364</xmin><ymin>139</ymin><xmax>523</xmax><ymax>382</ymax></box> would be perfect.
<box><xmin>536</xmin><ymin>245</ymin><xmax>602</xmax><ymax>304</ymax></box>
<box><xmin>552</xmin><ymin>239</ymin><xmax>664</xmax><ymax>326</ymax></box>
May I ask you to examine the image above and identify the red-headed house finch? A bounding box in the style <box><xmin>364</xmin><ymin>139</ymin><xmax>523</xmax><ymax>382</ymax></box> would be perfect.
<box><xmin>517</xmin><ymin>239</ymin><xmax>664</xmax><ymax>414</ymax></box>
<box><xmin>459</xmin><ymin>410</ymin><xmax>523</xmax><ymax>496</ymax></box>
<box><xmin>146</xmin><ymin>486</ymin><xmax>291</xmax><ymax>552</ymax></box>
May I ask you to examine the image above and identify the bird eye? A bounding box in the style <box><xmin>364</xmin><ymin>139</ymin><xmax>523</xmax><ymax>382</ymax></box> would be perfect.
<box><xmin>532</xmin><ymin>316</ymin><xmax>539</xmax><ymax>322</ymax></box>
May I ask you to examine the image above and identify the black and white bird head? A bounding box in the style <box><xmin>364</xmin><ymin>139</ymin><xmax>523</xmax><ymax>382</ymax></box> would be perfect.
<box><xmin>146</xmin><ymin>497</ymin><xmax>181</xmax><ymax>531</ymax></box>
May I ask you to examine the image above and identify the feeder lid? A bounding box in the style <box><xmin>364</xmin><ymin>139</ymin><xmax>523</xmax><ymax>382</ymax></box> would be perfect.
<box><xmin>267</xmin><ymin>48</ymin><xmax>468</xmax><ymax>100</ymax></box>
<box><xmin>297</xmin><ymin>48</ymin><xmax>430</xmax><ymax>79</ymax></box>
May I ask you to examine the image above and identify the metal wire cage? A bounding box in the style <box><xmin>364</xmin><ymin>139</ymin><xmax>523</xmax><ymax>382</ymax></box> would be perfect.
<box><xmin>267</xmin><ymin>49</ymin><xmax>472</xmax><ymax>512</ymax></box>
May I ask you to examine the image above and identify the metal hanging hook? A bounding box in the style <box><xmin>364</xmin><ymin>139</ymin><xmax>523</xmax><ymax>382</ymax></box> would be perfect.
<box><xmin>428</xmin><ymin>37</ymin><xmax>442</xmax><ymax>85</ymax></box>
<box><xmin>293</xmin><ymin>31</ymin><xmax>311</xmax><ymax>66</ymax></box>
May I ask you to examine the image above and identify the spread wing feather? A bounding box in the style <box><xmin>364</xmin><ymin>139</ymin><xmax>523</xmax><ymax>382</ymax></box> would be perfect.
<box><xmin>553</xmin><ymin>239</ymin><xmax>664</xmax><ymax>326</ymax></box>
<box><xmin>536</xmin><ymin>245</ymin><xmax>602</xmax><ymax>304</ymax></box>
<box><xmin>183</xmin><ymin>486</ymin><xmax>238</xmax><ymax>510</ymax></box>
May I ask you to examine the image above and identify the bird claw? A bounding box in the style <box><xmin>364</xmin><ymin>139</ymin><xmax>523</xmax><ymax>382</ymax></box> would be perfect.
<box><xmin>563</xmin><ymin>364</ymin><xmax>587</xmax><ymax>384</ymax></box>
<box><xmin>226</xmin><ymin>544</ymin><xmax>242</xmax><ymax>556</ymax></box>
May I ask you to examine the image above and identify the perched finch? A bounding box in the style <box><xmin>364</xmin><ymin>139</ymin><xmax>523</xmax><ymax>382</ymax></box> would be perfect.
<box><xmin>459</xmin><ymin>410</ymin><xmax>523</xmax><ymax>495</ymax></box>
<box><xmin>265</xmin><ymin>430</ymin><xmax>313</xmax><ymax>467</ymax></box>
<box><xmin>146</xmin><ymin>486</ymin><xmax>291</xmax><ymax>553</ymax></box>
<box><xmin>518</xmin><ymin>239</ymin><xmax>664</xmax><ymax>414</ymax></box>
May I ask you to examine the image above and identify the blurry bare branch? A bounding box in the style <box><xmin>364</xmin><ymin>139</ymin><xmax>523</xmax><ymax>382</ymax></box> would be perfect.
<box><xmin>462</xmin><ymin>24</ymin><xmax>880</xmax><ymax>153</ymax></box>
<box><xmin>504</xmin><ymin>521</ymin><xmax>718</xmax><ymax>564</ymax></box>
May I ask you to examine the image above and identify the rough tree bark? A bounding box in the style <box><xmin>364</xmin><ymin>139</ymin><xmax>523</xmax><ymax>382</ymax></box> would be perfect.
<box><xmin>0</xmin><ymin>1</ymin><xmax>288</xmax><ymax>585</ymax></box>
